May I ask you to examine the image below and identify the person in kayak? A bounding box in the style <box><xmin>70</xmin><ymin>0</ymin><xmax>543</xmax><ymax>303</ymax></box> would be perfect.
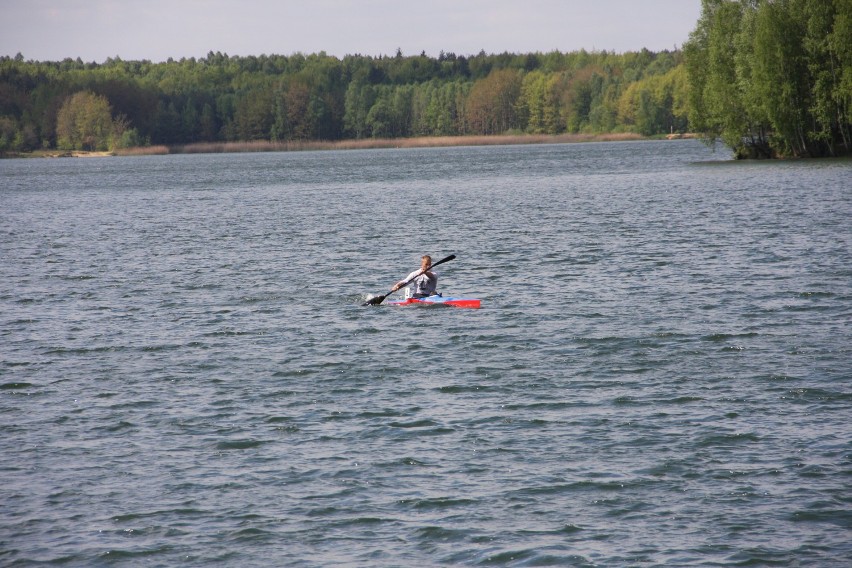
<box><xmin>392</xmin><ymin>255</ymin><xmax>439</xmax><ymax>298</ymax></box>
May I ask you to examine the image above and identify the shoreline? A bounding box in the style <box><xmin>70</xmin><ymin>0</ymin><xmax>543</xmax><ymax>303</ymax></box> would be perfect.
<box><xmin>5</xmin><ymin>150</ymin><xmax>119</xmax><ymax>159</ymax></box>
<box><xmin>3</xmin><ymin>132</ymin><xmax>699</xmax><ymax>159</ymax></box>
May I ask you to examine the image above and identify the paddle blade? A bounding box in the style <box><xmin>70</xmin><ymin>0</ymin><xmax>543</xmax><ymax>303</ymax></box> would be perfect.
<box><xmin>363</xmin><ymin>294</ymin><xmax>388</xmax><ymax>306</ymax></box>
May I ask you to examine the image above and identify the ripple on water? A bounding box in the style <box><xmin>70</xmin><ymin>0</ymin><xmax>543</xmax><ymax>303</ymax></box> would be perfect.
<box><xmin>1</xmin><ymin>143</ymin><xmax>849</xmax><ymax>566</ymax></box>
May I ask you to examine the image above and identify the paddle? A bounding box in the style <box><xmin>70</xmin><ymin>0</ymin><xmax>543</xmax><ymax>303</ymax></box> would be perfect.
<box><xmin>363</xmin><ymin>254</ymin><xmax>456</xmax><ymax>306</ymax></box>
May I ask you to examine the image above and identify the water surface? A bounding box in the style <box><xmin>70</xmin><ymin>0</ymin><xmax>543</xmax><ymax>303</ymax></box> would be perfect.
<box><xmin>1</xmin><ymin>141</ymin><xmax>850</xmax><ymax>566</ymax></box>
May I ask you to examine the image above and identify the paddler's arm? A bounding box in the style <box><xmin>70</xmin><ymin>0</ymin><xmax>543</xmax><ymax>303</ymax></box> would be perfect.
<box><xmin>391</xmin><ymin>268</ymin><xmax>430</xmax><ymax>292</ymax></box>
<box><xmin>391</xmin><ymin>271</ymin><xmax>415</xmax><ymax>292</ymax></box>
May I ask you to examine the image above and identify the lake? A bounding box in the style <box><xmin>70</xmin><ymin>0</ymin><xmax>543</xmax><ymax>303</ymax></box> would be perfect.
<box><xmin>1</xmin><ymin>140</ymin><xmax>850</xmax><ymax>566</ymax></box>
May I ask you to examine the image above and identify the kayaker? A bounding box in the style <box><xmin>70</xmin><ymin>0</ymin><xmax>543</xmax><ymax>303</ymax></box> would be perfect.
<box><xmin>392</xmin><ymin>255</ymin><xmax>438</xmax><ymax>298</ymax></box>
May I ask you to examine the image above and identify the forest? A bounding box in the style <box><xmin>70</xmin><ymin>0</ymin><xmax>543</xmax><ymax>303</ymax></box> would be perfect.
<box><xmin>685</xmin><ymin>0</ymin><xmax>851</xmax><ymax>158</ymax></box>
<box><xmin>0</xmin><ymin>0</ymin><xmax>849</xmax><ymax>158</ymax></box>
<box><xmin>0</xmin><ymin>48</ymin><xmax>688</xmax><ymax>154</ymax></box>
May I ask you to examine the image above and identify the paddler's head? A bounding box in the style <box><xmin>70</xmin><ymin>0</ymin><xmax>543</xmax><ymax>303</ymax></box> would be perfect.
<box><xmin>421</xmin><ymin>255</ymin><xmax>432</xmax><ymax>271</ymax></box>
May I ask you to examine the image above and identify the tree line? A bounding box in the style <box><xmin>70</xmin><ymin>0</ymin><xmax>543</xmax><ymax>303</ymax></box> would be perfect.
<box><xmin>685</xmin><ymin>0</ymin><xmax>851</xmax><ymax>158</ymax></box>
<box><xmin>0</xmin><ymin>48</ymin><xmax>688</xmax><ymax>153</ymax></box>
<box><xmin>1</xmin><ymin>0</ymin><xmax>849</xmax><ymax>158</ymax></box>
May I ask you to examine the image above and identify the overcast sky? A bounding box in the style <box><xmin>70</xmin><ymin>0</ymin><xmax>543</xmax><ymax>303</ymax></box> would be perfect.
<box><xmin>2</xmin><ymin>0</ymin><xmax>702</xmax><ymax>63</ymax></box>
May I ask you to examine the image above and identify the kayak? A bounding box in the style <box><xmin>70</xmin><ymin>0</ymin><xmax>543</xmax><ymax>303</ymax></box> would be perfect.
<box><xmin>387</xmin><ymin>295</ymin><xmax>481</xmax><ymax>308</ymax></box>
<box><xmin>386</xmin><ymin>294</ymin><xmax>481</xmax><ymax>309</ymax></box>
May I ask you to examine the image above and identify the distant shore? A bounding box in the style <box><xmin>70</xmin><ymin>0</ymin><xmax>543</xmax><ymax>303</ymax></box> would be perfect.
<box><xmin>7</xmin><ymin>150</ymin><xmax>119</xmax><ymax>159</ymax></box>
<box><xmin>4</xmin><ymin>132</ymin><xmax>699</xmax><ymax>159</ymax></box>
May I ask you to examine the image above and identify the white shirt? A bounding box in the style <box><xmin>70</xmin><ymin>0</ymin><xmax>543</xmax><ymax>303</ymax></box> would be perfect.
<box><xmin>402</xmin><ymin>270</ymin><xmax>438</xmax><ymax>298</ymax></box>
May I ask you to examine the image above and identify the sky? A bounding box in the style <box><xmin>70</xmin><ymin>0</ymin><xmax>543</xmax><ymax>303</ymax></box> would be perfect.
<box><xmin>2</xmin><ymin>0</ymin><xmax>702</xmax><ymax>63</ymax></box>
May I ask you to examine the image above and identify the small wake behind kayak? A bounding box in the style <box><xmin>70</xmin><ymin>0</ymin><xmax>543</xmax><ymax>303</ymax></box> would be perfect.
<box><xmin>386</xmin><ymin>294</ymin><xmax>481</xmax><ymax>309</ymax></box>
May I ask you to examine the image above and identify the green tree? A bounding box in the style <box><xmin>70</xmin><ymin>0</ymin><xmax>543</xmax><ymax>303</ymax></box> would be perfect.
<box><xmin>113</xmin><ymin>127</ymin><xmax>145</xmax><ymax>149</ymax></box>
<box><xmin>685</xmin><ymin>0</ymin><xmax>768</xmax><ymax>157</ymax></box>
<box><xmin>366</xmin><ymin>96</ymin><xmax>392</xmax><ymax>138</ymax></box>
<box><xmin>233</xmin><ymin>86</ymin><xmax>274</xmax><ymax>140</ymax></box>
<box><xmin>343</xmin><ymin>79</ymin><xmax>375</xmax><ymax>139</ymax></box>
<box><xmin>0</xmin><ymin>116</ymin><xmax>17</xmax><ymax>151</ymax></box>
<box><xmin>751</xmin><ymin>0</ymin><xmax>811</xmax><ymax>155</ymax></box>
<box><xmin>55</xmin><ymin>90</ymin><xmax>118</xmax><ymax>151</ymax></box>
<box><xmin>801</xmin><ymin>0</ymin><xmax>852</xmax><ymax>154</ymax></box>
<box><xmin>686</xmin><ymin>0</ymin><xmax>851</xmax><ymax>158</ymax></box>
<box><xmin>619</xmin><ymin>66</ymin><xmax>689</xmax><ymax>135</ymax></box>
<box><xmin>199</xmin><ymin>103</ymin><xmax>217</xmax><ymax>141</ymax></box>
<box><xmin>519</xmin><ymin>71</ymin><xmax>547</xmax><ymax>133</ymax></box>
<box><xmin>152</xmin><ymin>100</ymin><xmax>182</xmax><ymax>144</ymax></box>
<box><xmin>587</xmin><ymin>76</ymin><xmax>619</xmax><ymax>133</ymax></box>
<box><xmin>181</xmin><ymin>99</ymin><xmax>200</xmax><ymax>142</ymax></box>
<box><xmin>465</xmin><ymin>69</ymin><xmax>522</xmax><ymax>135</ymax></box>
<box><xmin>562</xmin><ymin>67</ymin><xmax>598</xmax><ymax>133</ymax></box>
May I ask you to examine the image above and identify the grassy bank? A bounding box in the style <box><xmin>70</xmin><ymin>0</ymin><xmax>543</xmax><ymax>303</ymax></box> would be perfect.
<box><xmin>168</xmin><ymin>132</ymin><xmax>646</xmax><ymax>154</ymax></box>
<box><xmin>4</xmin><ymin>149</ymin><xmax>120</xmax><ymax>158</ymax></box>
<box><xmin>5</xmin><ymin>132</ymin><xmax>657</xmax><ymax>159</ymax></box>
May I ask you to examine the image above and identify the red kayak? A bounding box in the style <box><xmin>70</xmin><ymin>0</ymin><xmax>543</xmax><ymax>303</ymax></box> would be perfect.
<box><xmin>386</xmin><ymin>295</ymin><xmax>481</xmax><ymax>309</ymax></box>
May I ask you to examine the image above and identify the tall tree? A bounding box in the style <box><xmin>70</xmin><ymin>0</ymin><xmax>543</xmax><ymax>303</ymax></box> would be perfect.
<box><xmin>751</xmin><ymin>0</ymin><xmax>810</xmax><ymax>155</ymax></box>
<box><xmin>685</xmin><ymin>0</ymin><xmax>851</xmax><ymax>158</ymax></box>
<box><xmin>343</xmin><ymin>79</ymin><xmax>375</xmax><ymax>139</ymax></box>
<box><xmin>55</xmin><ymin>90</ymin><xmax>120</xmax><ymax>151</ymax></box>
<box><xmin>465</xmin><ymin>69</ymin><xmax>522</xmax><ymax>135</ymax></box>
<box><xmin>802</xmin><ymin>0</ymin><xmax>852</xmax><ymax>154</ymax></box>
